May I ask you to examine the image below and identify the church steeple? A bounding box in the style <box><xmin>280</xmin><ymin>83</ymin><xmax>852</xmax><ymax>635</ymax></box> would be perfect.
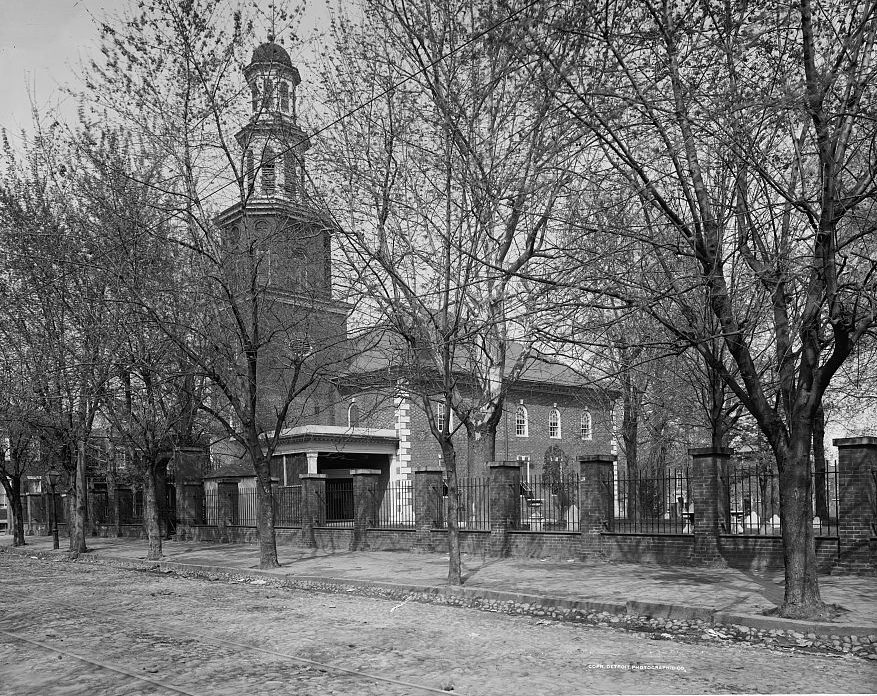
<box><xmin>235</xmin><ymin>36</ymin><xmax>309</xmax><ymax>202</ymax></box>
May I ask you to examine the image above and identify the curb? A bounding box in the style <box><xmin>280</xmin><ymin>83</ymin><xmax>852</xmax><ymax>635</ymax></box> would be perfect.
<box><xmin>4</xmin><ymin>543</ymin><xmax>877</xmax><ymax>643</ymax></box>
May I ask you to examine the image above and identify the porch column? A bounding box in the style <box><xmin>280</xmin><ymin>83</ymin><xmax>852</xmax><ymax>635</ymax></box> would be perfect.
<box><xmin>689</xmin><ymin>447</ymin><xmax>732</xmax><ymax>566</ymax></box>
<box><xmin>832</xmin><ymin>437</ymin><xmax>877</xmax><ymax>574</ymax></box>
<box><xmin>350</xmin><ymin>469</ymin><xmax>382</xmax><ymax>551</ymax></box>
<box><xmin>306</xmin><ymin>451</ymin><xmax>319</xmax><ymax>474</ymax></box>
<box><xmin>579</xmin><ymin>455</ymin><xmax>615</xmax><ymax>558</ymax></box>
<box><xmin>300</xmin><ymin>473</ymin><xmax>327</xmax><ymax>549</ymax></box>
<box><xmin>487</xmin><ymin>461</ymin><xmax>521</xmax><ymax>557</ymax></box>
<box><xmin>412</xmin><ymin>467</ymin><xmax>444</xmax><ymax>553</ymax></box>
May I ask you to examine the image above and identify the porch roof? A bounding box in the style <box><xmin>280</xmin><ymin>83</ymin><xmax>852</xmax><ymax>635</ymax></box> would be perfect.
<box><xmin>273</xmin><ymin>425</ymin><xmax>399</xmax><ymax>456</ymax></box>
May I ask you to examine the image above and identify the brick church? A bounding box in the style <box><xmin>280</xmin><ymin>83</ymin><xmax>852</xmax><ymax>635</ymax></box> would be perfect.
<box><xmin>195</xmin><ymin>37</ymin><xmax>615</xmax><ymax>515</ymax></box>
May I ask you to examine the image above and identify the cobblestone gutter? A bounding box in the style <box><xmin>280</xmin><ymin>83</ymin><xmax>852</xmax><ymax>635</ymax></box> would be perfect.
<box><xmin>6</xmin><ymin>546</ymin><xmax>876</xmax><ymax>661</ymax></box>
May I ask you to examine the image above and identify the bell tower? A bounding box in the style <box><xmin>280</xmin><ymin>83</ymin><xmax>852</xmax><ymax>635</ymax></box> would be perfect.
<box><xmin>216</xmin><ymin>35</ymin><xmax>337</xmax><ymax>303</ymax></box>
<box><xmin>214</xmin><ymin>36</ymin><xmax>350</xmax><ymax>428</ymax></box>
<box><xmin>236</xmin><ymin>34</ymin><xmax>307</xmax><ymax>202</ymax></box>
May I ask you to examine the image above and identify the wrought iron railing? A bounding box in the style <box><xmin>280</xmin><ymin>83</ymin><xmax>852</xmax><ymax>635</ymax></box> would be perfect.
<box><xmin>604</xmin><ymin>466</ymin><xmax>692</xmax><ymax>534</ymax></box>
<box><xmin>371</xmin><ymin>479</ymin><xmax>415</xmax><ymax>528</ymax></box>
<box><xmin>725</xmin><ymin>465</ymin><xmax>839</xmax><ymax>537</ymax></box>
<box><xmin>519</xmin><ymin>475</ymin><xmax>579</xmax><ymax>531</ymax></box>
<box><xmin>433</xmin><ymin>477</ymin><xmax>490</xmax><ymax>531</ymax></box>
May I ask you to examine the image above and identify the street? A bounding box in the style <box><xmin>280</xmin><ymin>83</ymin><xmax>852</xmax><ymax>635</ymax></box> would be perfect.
<box><xmin>0</xmin><ymin>553</ymin><xmax>874</xmax><ymax>695</ymax></box>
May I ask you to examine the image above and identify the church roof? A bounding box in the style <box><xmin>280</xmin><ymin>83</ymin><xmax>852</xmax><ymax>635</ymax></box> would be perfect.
<box><xmin>250</xmin><ymin>39</ymin><xmax>293</xmax><ymax>68</ymax></box>
<box><xmin>204</xmin><ymin>460</ymin><xmax>256</xmax><ymax>479</ymax></box>
<box><xmin>340</xmin><ymin>333</ymin><xmax>607</xmax><ymax>394</ymax></box>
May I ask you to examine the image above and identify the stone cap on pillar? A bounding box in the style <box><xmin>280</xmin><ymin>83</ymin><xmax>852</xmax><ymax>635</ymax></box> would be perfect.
<box><xmin>488</xmin><ymin>461</ymin><xmax>523</xmax><ymax>470</ymax></box>
<box><xmin>350</xmin><ymin>469</ymin><xmax>383</xmax><ymax>476</ymax></box>
<box><xmin>298</xmin><ymin>473</ymin><xmax>328</xmax><ymax>480</ymax></box>
<box><xmin>688</xmin><ymin>447</ymin><xmax>734</xmax><ymax>457</ymax></box>
<box><xmin>579</xmin><ymin>454</ymin><xmax>616</xmax><ymax>465</ymax></box>
<box><xmin>833</xmin><ymin>436</ymin><xmax>877</xmax><ymax>448</ymax></box>
<box><xmin>414</xmin><ymin>466</ymin><xmax>445</xmax><ymax>474</ymax></box>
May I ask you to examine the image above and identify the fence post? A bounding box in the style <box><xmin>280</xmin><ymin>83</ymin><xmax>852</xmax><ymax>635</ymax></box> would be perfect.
<box><xmin>832</xmin><ymin>437</ymin><xmax>877</xmax><ymax>575</ymax></box>
<box><xmin>350</xmin><ymin>469</ymin><xmax>382</xmax><ymax>551</ymax></box>
<box><xmin>488</xmin><ymin>462</ymin><xmax>521</xmax><ymax>557</ymax></box>
<box><xmin>413</xmin><ymin>467</ymin><xmax>444</xmax><ymax>553</ymax></box>
<box><xmin>300</xmin><ymin>473</ymin><xmax>327</xmax><ymax>549</ymax></box>
<box><xmin>689</xmin><ymin>447</ymin><xmax>732</xmax><ymax>566</ymax></box>
<box><xmin>579</xmin><ymin>455</ymin><xmax>615</xmax><ymax>558</ymax></box>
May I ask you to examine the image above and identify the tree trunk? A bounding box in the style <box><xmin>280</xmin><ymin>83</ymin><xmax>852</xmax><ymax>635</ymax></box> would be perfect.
<box><xmin>144</xmin><ymin>463</ymin><xmax>162</xmax><ymax>561</ymax></box>
<box><xmin>467</xmin><ymin>423</ymin><xmax>498</xmax><ymax>478</ymax></box>
<box><xmin>777</xmin><ymin>433</ymin><xmax>824</xmax><ymax>619</ymax></box>
<box><xmin>107</xmin><ymin>444</ymin><xmax>121</xmax><ymax>537</ymax></box>
<box><xmin>812</xmin><ymin>404</ymin><xmax>828</xmax><ymax>519</ymax></box>
<box><xmin>69</xmin><ymin>440</ymin><xmax>88</xmax><ymax>557</ymax></box>
<box><xmin>622</xmin><ymin>393</ymin><xmax>639</xmax><ymax>520</ymax></box>
<box><xmin>155</xmin><ymin>456</ymin><xmax>169</xmax><ymax>539</ymax></box>
<box><xmin>3</xmin><ymin>476</ymin><xmax>26</xmax><ymax>547</ymax></box>
<box><xmin>254</xmin><ymin>454</ymin><xmax>279</xmax><ymax>569</ymax></box>
<box><xmin>442</xmin><ymin>442</ymin><xmax>462</xmax><ymax>586</ymax></box>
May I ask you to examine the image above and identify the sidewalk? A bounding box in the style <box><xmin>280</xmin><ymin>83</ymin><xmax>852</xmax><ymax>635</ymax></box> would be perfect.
<box><xmin>3</xmin><ymin>534</ymin><xmax>876</xmax><ymax>638</ymax></box>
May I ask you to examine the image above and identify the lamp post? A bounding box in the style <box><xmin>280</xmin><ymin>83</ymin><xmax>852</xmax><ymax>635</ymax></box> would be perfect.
<box><xmin>46</xmin><ymin>468</ymin><xmax>60</xmax><ymax>550</ymax></box>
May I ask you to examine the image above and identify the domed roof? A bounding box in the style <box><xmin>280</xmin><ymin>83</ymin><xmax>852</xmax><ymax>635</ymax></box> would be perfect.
<box><xmin>250</xmin><ymin>36</ymin><xmax>292</xmax><ymax>68</ymax></box>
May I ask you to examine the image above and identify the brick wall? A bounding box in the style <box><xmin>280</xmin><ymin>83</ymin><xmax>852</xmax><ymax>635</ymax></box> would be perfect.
<box><xmin>405</xmin><ymin>389</ymin><xmax>613</xmax><ymax>477</ymax></box>
<box><xmin>719</xmin><ymin>535</ymin><xmax>839</xmax><ymax>573</ymax></box>
<box><xmin>601</xmin><ymin>534</ymin><xmax>696</xmax><ymax>565</ymax></box>
<box><xmin>170</xmin><ymin>523</ymin><xmax>865</xmax><ymax>573</ymax></box>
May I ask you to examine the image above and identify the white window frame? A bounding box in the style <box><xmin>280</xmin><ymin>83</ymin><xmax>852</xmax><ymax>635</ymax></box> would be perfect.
<box><xmin>581</xmin><ymin>411</ymin><xmax>593</xmax><ymax>440</ymax></box>
<box><xmin>549</xmin><ymin>408</ymin><xmax>562</xmax><ymax>439</ymax></box>
<box><xmin>515</xmin><ymin>405</ymin><xmax>529</xmax><ymax>438</ymax></box>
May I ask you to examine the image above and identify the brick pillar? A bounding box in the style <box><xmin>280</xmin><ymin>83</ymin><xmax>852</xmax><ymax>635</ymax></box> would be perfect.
<box><xmin>832</xmin><ymin>437</ymin><xmax>876</xmax><ymax>575</ymax></box>
<box><xmin>350</xmin><ymin>469</ymin><xmax>382</xmax><ymax>551</ymax></box>
<box><xmin>579</xmin><ymin>455</ymin><xmax>615</xmax><ymax>557</ymax></box>
<box><xmin>412</xmin><ymin>467</ymin><xmax>444</xmax><ymax>553</ymax></box>
<box><xmin>487</xmin><ymin>462</ymin><xmax>521</xmax><ymax>557</ymax></box>
<box><xmin>689</xmin><ymin>447</ymin><xmax>732</xmax><ymax>566</ymax></box>
<box><xmin>300</xmin><ymin>473</ymin><xmax>327</xmax><ymax>549</ymax></box>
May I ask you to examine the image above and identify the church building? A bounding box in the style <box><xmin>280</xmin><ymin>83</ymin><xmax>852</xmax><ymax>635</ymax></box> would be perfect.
<box><xmin>194</xmin><ymin>37</ymin><xmax>615</xmax><ymax>523</ymax></box>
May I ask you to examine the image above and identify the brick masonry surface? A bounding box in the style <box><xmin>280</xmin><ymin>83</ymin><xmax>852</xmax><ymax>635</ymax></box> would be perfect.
<box><xmin>719</xmin><ymin>536</ymin><xmax>840</xmax><ymax>573</ymax></box>
<box><xmin>170</xmin><ymin>524</ymin><xmax>848</xmax><ymax>573</ymax></box>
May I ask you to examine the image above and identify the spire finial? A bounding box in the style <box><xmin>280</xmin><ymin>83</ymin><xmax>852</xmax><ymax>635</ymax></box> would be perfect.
<box><xmin>270</xmin><ymin>1</ymin><xmax>276</xmax><ymax>42</ymax></box>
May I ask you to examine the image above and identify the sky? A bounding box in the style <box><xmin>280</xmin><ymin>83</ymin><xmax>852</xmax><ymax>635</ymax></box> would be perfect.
<box><xmin>0</xmin><ymin>0</ymin><xmax>331</xmax><ymax>139</ymax></box>
<box><xmin>0</xmin><ymin>0</ymin><xmax>113</xmax><ymax>134</ymax></box>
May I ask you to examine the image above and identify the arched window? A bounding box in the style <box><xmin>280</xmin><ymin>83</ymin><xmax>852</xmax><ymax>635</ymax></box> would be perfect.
<box><xmin>436</xmin><ymin>401</ymin><xmax>452</xmax><ymax>434</ymax></box>
<box><xmin>581</xmin><ymin>411</ymin><xmax>592</xmax><ymax>440</ymax></box>
<box><xmin>251</xmin><ymin>82</ymin><xmax>260</xmax><ymax>111</ymax></box>
<box><xmin>261</xmin><ymin>146</ymin><xmax>275</xmax><ymax>194</ymax></box>
<box><xmin>515</xmin><ymin>405</ymin><xmax>528</xmax><ymax>437</ymax></box>
<box><xmin>262</xmin><ymin>77</ymin><xmax>273</xmax><ymax>109</ymax></box>
<box><xmin>279</xmin><ymin>81</ymin><xmax>289</xmax><ymax>112</ymax></box>
<box><xmin>284</xmin><ymin>153</ymin><xmax>296</xmax><ymax>196</ymax></box>
<box><xmin>246</xmin><ymin>150</ymin><xmax>255</xmax><ymax>189</ymax></box>
<box><xmin>347</xmin><ymin>402</ymin><xmax>360</xmax><ymax>428</ymax></box>
<box><xmin>549</xmin><ymin>409</ymin><xmax>561</xmax><ymax>439</ymax></box>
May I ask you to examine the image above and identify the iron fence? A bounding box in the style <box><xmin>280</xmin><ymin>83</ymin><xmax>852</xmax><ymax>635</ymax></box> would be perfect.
<box><xmin>325</xmin><ymin>478</ymin><xmax>354</xmax><ymax>527</ymax></box>
<box><xmin>520</xmin><ymin>475</ymin><xmax>579</xmax><ymax>531</ymax></box>
<box><xmin>605</xmin><ymin>466</ymin><xmax>691</xmax><ymax>534</ymax></box>
<box><xmin>434</xmin><ymin>477</ymin><xmax>490</xmax><ymax>531</ymax></box>
<box><xmin>725</xmin><ymin>465</ymin><xmax>839</xmax><ymax>536</ymax></box>
<box><xmin>275</xmin><ymin>485</ymin><xmax>302</xmax><ymax>526</ymax></box>
<box><xmin>204</xmin><ymin>489</ymin><xmax>258</xmax><ymax>527</ymax></box>
<box><xmin>371</xmin><ymin>479</ymin><xmax>415</xmax><ymax>528</ymax></box>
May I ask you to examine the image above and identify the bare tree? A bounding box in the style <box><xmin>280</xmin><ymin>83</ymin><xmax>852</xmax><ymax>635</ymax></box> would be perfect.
<box><xmin>537</xmin><ymin>0</ymin><xmax>877</xmax><ymax>617</ymax></box>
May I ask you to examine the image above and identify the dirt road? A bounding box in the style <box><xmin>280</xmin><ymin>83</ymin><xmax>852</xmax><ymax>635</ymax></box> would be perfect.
<box><xmin>0</xmin><ymin>553</ymin><xmax>873</xmax><ymax>695</ymax></box>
